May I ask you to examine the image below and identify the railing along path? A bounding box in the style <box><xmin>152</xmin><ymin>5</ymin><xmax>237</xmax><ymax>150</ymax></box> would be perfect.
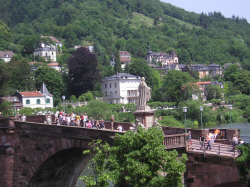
<box><xmin>187</xmin><ymin>139</ymin><xmax>239</xmax><ymax>158</ymax></box>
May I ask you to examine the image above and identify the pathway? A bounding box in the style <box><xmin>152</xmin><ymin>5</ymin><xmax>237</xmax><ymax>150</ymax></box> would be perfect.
<box><xmin>188</xmin><ymin>139</ymin><xmax>239</xmax><ymax>158</ymax></box>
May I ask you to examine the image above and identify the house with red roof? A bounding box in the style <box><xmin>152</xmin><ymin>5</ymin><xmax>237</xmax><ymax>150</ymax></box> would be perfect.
<box><xmin>110</xmin><ymin>51</ymin><xmax>132</xmax><ymax>70</ymax></box>
<box><xmin>12</xmin><ymin>83</ymin><xmax>53</xmax><ymax>109</ymax></box>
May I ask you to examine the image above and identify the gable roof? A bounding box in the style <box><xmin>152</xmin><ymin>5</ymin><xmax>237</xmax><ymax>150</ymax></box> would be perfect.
<box><xmin>119</xmin><ymin>51</ymin><xmax>131</xmax><ymax>56</ymax></box>
<box><xmin>18</xmin><ymin>91</ymin><xmax>44</xmax><ymax>97</ymax></box>
<box><xmin>41</xmin><ymin>35</ymin><xmax>62</xmax><ymax>43</ymax></box>
<box><xmin>0</xmin><ymin>51</ymin><xmax>14</xmax><ymax>58</ymax></box>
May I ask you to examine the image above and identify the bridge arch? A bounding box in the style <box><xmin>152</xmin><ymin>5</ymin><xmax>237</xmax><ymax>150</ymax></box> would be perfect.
<box><xmin>28</xmin><ymin>147</ymin><xmax>91</xmax><ymax>187</ymax></box>
<box><xmin>201</xmin><ymin>169</ymin><xmax>242</xmax><ymax>187</ymax></box>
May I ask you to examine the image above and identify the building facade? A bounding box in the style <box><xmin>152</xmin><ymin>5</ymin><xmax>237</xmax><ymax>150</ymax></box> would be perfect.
<box><xmin>145</xmin><ymin>46</ymin><xmax>178</xmax><ymax>66</ymax></box>
<box><xmin>101</xmin><ymin>73</ymin><xmax>141</xmax><ymax>104</ymax></box>
<box><xmin>13</xmin><ymin>83</ymin><xmax>53</xmax><ymax>109</ymax></box>
<box><xmin>33</xmin><ymin>47</ymin><xmax>57</xmax><ymax>62</ymax></box>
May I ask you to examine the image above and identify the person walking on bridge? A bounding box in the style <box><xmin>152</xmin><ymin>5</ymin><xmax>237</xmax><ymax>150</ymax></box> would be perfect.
<box><xmin>206</xmin><ymin>133</ymin><xmax>212</xmax><ymax>150</ymax></box>
<box><xmin>200</xmin><ymin>133</ymin><xmax>205</xmax><ymax>149</ymax></box>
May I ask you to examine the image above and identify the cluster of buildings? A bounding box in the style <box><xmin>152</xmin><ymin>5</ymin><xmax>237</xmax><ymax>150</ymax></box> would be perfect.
<box><xmin>0</xmin><ymin>36</ymin><xmax>242</xmax><ymax>109</ymax></box>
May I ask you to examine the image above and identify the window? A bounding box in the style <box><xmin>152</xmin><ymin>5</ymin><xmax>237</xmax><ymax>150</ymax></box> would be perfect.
<box><xmin>52</xmin><ymin>52</ymin><xmax>53</xmax><ymax>55</ymax></box>
<box><xmin>115</xmin><ymin>83</ymin><xmax>117</xmax><ymax>88</ymax></box>
<box><xmin>110</xmin><ymin>83</ymin><xmax>112</xmax><ymax>88</ymax></box>
<box><xmin>26</xmin><ymin>100</ymin><xmax>30</xmax><ymax>104</ymax></box>
<box><xmin>36</xmin><ymin>99</ymin><xmax>40</xmax><ymax>104</ymax></box>
<box><xmin>105</xmin><ymin>84</ymin><xmax>107</xmax><ymax>88</ymax></box>
<box><xmin>46</xmin><ymin>98</ymin><xmax>50</xmax><ymax>103</ymax></box>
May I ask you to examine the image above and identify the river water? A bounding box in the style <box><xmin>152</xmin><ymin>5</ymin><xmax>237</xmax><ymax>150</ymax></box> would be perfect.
<box><xmin>205</xmin><ymin>122</ymin><xmax>250</xmax><ymax>143</ymax></box>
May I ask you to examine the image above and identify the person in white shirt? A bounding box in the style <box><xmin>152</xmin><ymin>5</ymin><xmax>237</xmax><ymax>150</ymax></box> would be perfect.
<box><xmin>117</xmin><ymin>125</ymin><xmax>123</xmax><ymax>131</ymax></box>
<box><xmin>21</xmin><ymin>114</ymin><xmax>26</xmax><ymax>121</ymax></box>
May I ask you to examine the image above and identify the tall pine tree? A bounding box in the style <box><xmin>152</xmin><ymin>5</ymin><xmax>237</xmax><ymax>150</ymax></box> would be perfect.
<box><xmin>114</xmin><ymin>50</ymin><xmax>122</xmax><ymax>73</ymax></box>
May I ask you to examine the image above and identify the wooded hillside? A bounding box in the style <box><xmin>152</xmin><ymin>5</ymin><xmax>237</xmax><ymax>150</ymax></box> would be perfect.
<box><xmin>0</xmin><ymin>0</ymin><xmax>250</xmax><ymax>66</ymax></box>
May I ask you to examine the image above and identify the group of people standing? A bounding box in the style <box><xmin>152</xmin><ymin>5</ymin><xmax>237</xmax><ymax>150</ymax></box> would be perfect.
<box><xmin>199</xmin><ymin>130</ymin><xmax>219</xmax><ymax>150</ymax></box>
<box><xmin>54</xmin><ymin>111</ymin><xmax>105</xmax><ymax>129</ymax></box>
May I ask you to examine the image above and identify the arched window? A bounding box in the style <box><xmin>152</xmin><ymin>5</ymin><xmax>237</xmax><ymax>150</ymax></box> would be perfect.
<box><xmin>36</xmin><ymin>99</ymin><xmax>40</xmax><ymax>104</ymax></box>
<box><xmin>46</xmin><ymin>98</ymin><xmax>50</xmax><ymax>103</ymax></box>
<box><xmin>26</xmin><ymin>100</ymin><xmax>30</xmax><ymax>104</ymax></box>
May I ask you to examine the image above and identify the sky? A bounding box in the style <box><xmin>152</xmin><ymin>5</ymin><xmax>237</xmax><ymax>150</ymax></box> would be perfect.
<box><xmin>161</xmin><ymin>0</ymin><xmax>250</xmax><ymax>23</ymax></box>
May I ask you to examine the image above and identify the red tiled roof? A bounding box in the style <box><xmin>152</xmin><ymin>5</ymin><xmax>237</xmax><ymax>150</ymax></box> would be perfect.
<box><xmin>196</xmin><ymin>81</ymin><xmax>211</xmax><ymax>85</ymax></box>
<box><xmin>119</xmin><ymin>51</ymin><xmax>131</xmax><ymax>56</ymax></box>
<box><xmin>48</xmin><ymin>63</ymin><xmax>59</xmax><ymax>66</ymax></box>
<box><xmin>41</xmin><ymin>35</ymin><xmax>62</xmax><ymax>43</ymax></box>
<box><xmin>29</xmin><ymin>62</ymin><xmax>43</xmax><ymax>65</ymax></box>
<box><xmin>120</xmin><ymin>57</ymin><xmax>131</xmax><ymax>63</ymax></box>
<box><xmin>19</xmin><ymin>91</ymin><xmax>44</xmax><ymax>97</ymax></box>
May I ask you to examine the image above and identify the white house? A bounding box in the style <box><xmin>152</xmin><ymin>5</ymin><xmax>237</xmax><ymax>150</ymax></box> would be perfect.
<box><xmin>101</xmin><ymin>73</ymin><xmax>141</xmax><ymax>104</ymax></box>
<box><xmin>0</xmin><ymin>51</ymin><xmax>14</xmax><ymax>62</ymax></box>
<box><xmin>40</xmin><ymin>35</ymin><xmax>62</xmax><ymax>49</ymax></box>
<box><xmin>33</xmin><ymin>47</ymin><xmax>57</xmax><ymax>62</ymax></box>
<box><xmin>13</xmin><ymin>83</ymin><xmax>53</xmax><ymax>109</ymax></box>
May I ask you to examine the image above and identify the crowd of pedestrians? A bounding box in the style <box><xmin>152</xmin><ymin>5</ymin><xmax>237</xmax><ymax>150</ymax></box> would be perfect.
<box><xmin>53</xmin><ymin>111</ymin><xmax>106</xmax><ymax>129</ymax></box>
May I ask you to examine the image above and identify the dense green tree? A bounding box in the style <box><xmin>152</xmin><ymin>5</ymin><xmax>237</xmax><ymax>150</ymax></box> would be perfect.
<box><xmin>114</xmin><ymin>50</ymin><xmax>122</xmax><ymax>73</ymax></box>
<box><xmin>162</xmin><ymin>70</ymin><xmax>195</xmax><ymax>103</ymax></box>
<box><xmin>83</xmin><ymin>127</ymin><xmax>187</xmax><ymax>187</ymax></box>
<box><xmin>34</xmin><ymin>66</ymin><xmax>64</xmax><ymax>105</ymax></box>
<box><xmin>236</xmin><ymin>144</ymin><xmax>250</xmax><ymax>184</ymax></box>
<box><xmin>206</xmin><ymin>85</ymin><xmax>224</xmax><ymax>100</ymax></box>
<box><xmin>234</xmin><ymin>72</ymin><xmax>250</xmax><ymax>95</ymax></box>
<box><xmin>223</xmin><ymin>64</ymin><xmax>240</xmax><ymax>83</ymax></box>
<box><xmin>68</xmin><ymin>47</ymin><xmax>101</xmax><ymax>97</ymax></box>
<box><xmin>128</xmin><ymin>58</ymin><xmax>154</xmax><ymax>88</ymax></box>
<box><xmin>0</xmin><ymin>100</ymin><xmax>13</xmax><ymax>116</ymax></box>
<box><xmin>8</xmin><ymin>60</ymin><xmax>33</xmax><ymax>91</ymax></box>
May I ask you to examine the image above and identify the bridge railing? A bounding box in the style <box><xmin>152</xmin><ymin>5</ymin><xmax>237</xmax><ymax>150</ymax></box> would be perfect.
<box><xmin>163</xmin><ymin>133</ymin><xmax>190</xmax><ymax>150</ymax></box>
<box><xmin>188</xmin><ymin>139</ymin><xmax>239</xmax><ymax>158</ymax></box>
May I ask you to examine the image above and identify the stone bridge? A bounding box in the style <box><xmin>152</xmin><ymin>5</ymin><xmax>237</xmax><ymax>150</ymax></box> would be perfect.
<box><xmin>0</xmin><ymin>117</ymin><xmax>245</xmax><ymax>187</ymax></box>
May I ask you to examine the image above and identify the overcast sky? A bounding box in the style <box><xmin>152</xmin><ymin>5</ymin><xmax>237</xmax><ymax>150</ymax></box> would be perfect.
<box><xmin>161</xmin><ymin>0</ymin><xmax>250</xmax><ymax>23</ymax></box>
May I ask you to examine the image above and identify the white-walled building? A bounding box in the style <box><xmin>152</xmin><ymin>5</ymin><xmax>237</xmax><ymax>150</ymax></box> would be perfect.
<box><xmin>13</xmin><ymin>83</ymin><xmax>53</xmax><ymax>109</ymax></box>
<box><xmin>33</xmin><ymin>47</ymin><xmax>57</xmax><ymax>62</ymax></box>
<box><xmin>40</xmin><ymin>35</ymin><xmax>62</xmax><ymax>49</ymax></box>
<box><xmin>101</xmin><ymin>73</ymin><xmax>141</xmax><ymax>104</ymax></box>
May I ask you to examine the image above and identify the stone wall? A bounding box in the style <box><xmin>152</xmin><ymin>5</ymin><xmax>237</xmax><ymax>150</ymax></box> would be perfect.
<box><xmin>186</xmin><ymin>153</ymin><xmax>246</xmax><ymax>187</ymax></box>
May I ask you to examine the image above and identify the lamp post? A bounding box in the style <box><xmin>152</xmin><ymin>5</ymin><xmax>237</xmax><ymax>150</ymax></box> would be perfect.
<box><xmin>183</xmin><ymin>107</ymin><xmax>188</xmax><ymax>133</ymax></box>
<box><xmin>62</xmin><ymin>96</ymin><xmax>65</xmax><ymax>113</ymax></box>
<box><xmin>13</xmin><ymin>98</ymin><xmax>16</xmax><ymax>117</ymax></box>
<box><xmin>200</xmin><ymin>106</ymin><xmax>203</xmax><ymax>130</ymax></box>
<box><xmin>228</xmin><ymin>105</ymin><xmax>233</xmax><ymax>129</ymax></box>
